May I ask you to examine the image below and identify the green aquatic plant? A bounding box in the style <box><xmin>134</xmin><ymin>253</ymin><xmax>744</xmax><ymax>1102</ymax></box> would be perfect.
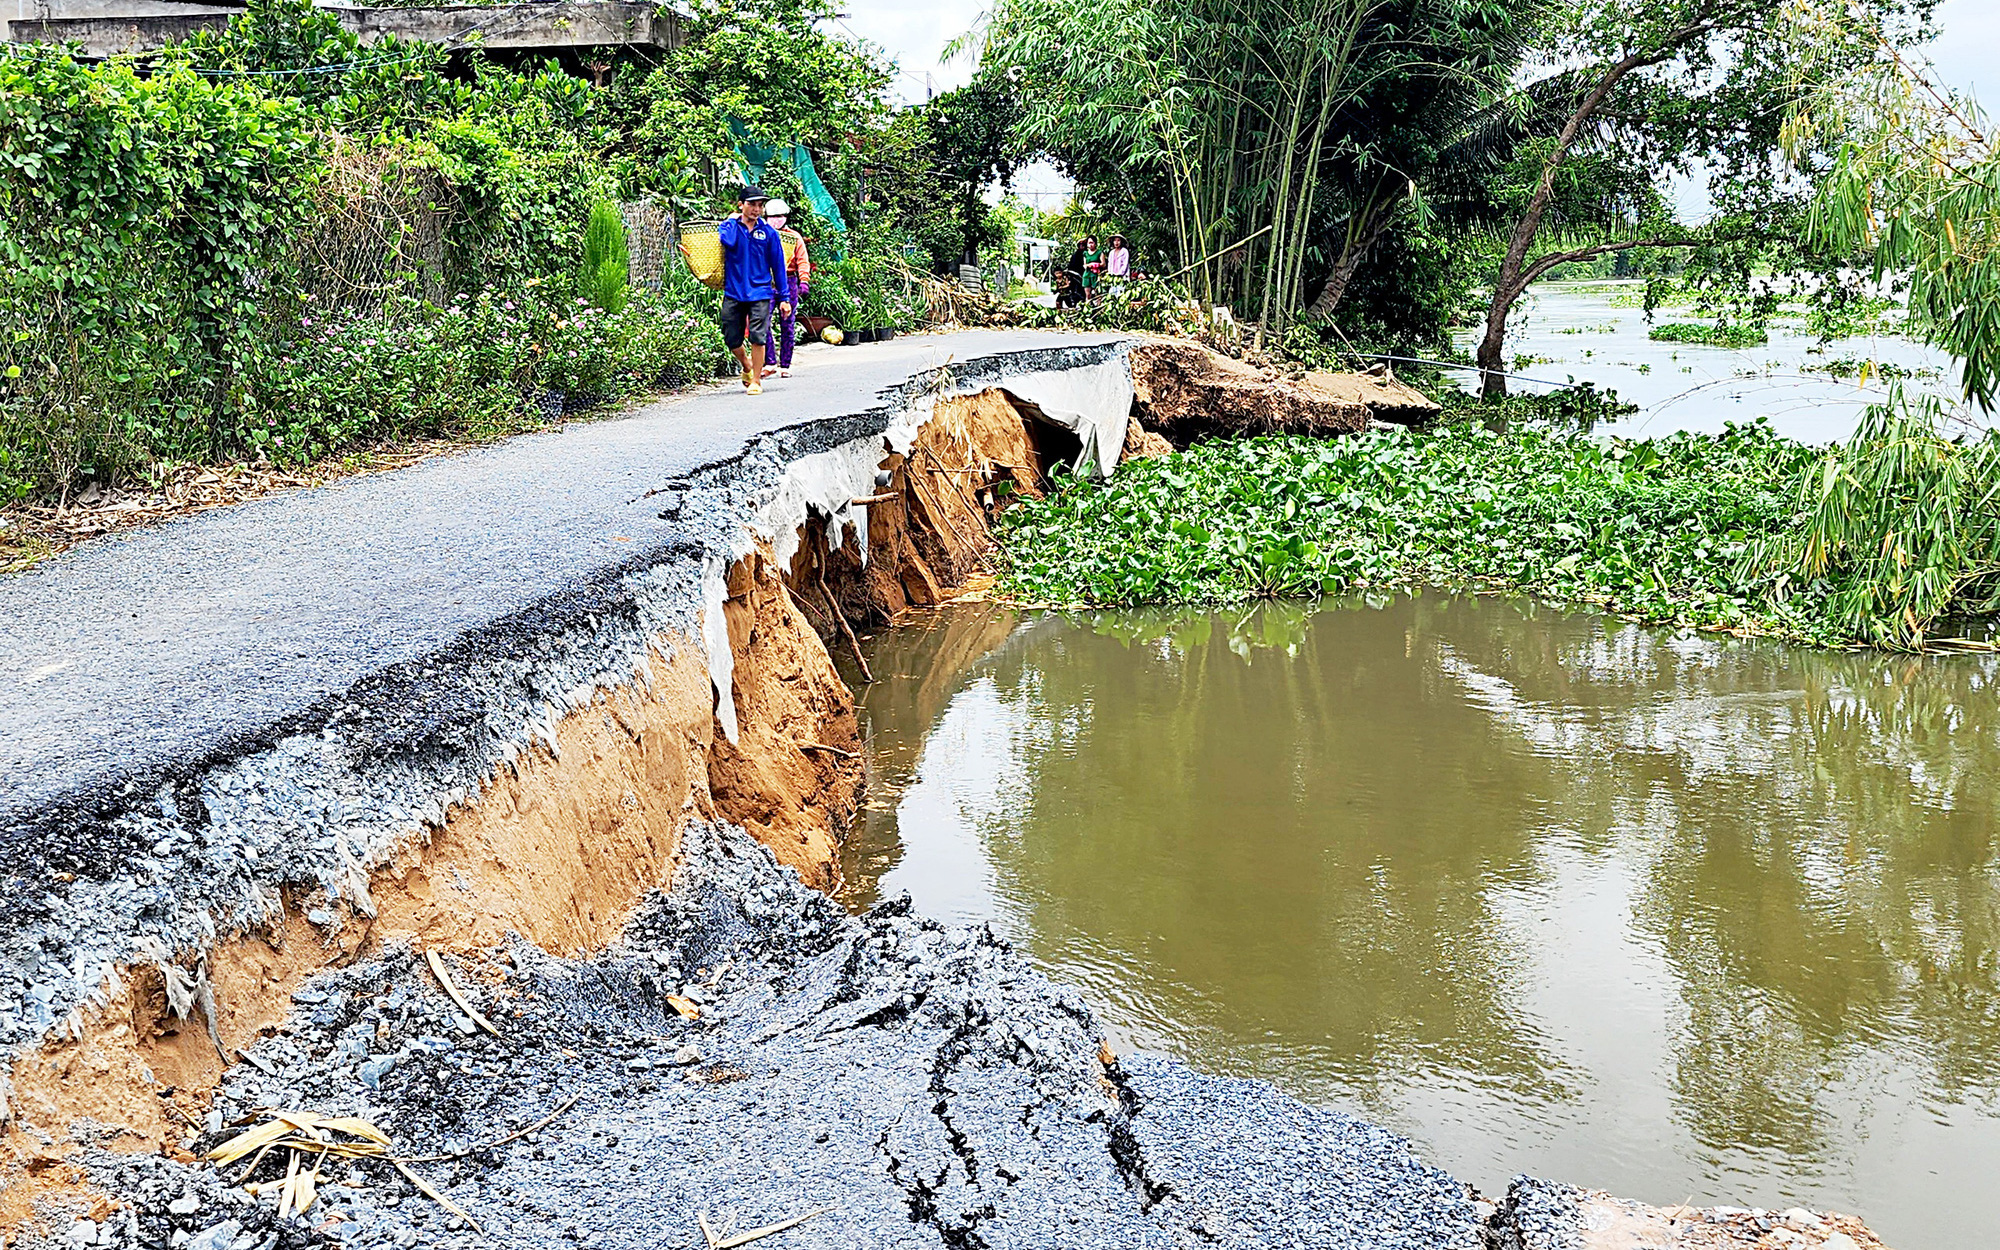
<box><xmin>1799</xmin><ymin>357</ymin><xmax>1935</xmax><ymax>381</ymax></box>
<box><xmin>1648</xmin><ymin>322</ymin><xmax>1768</xmax><ymax>348</ymax></box>
<box><xmin>998</xmin><ymin>417</ymin><xmax>1830</xmax><ymax>640</ymax></box>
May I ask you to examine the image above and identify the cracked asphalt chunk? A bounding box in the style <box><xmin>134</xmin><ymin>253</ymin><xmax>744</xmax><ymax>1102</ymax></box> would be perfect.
<box><xmin>60</xmin><ymin>823</ymin><xmax>1484</xmax><ymax>1250</ymax></box>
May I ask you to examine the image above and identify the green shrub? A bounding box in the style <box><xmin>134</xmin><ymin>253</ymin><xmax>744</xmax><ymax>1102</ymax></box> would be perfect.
<box><xmin>241</xmin><ymin>285</ymin><xmax>727</xmax><ymax>463</ymax></box>
<box><xmin>0</xmin><ymin>49</ymin><xmax>317</xmax><ymax>494</ymax></box>
<box><xmin>578</xmin><ymin>200</ymin><xmax>631</xmax><ymax>314</ymax></box>
<box><xmin>803</xmin><ymin>262</ymin><xmax>859</xmax><ymax>324</ymax></box>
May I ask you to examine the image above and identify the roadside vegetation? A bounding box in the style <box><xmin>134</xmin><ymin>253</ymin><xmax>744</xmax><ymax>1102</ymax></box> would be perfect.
<box><xmin>0</xmin><ymin>0</ymin><xmax>1001</xmax><ymax>511</ymax></box>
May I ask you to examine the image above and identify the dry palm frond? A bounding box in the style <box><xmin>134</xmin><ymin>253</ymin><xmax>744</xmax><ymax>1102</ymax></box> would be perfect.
<box><xmin>207</xmin><ymin>1110</ymin><xmax>479</xmax><ymax>1230</ymax></box>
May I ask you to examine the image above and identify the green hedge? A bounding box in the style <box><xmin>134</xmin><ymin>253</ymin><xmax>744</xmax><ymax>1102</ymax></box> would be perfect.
<box><xmin>0</xmin><ymin>18</ymin><xmax>724</xmax><ymax>502</ymax></box>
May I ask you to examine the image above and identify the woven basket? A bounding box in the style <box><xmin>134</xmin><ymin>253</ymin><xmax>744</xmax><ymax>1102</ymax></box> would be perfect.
<box><xmin>678</xmin><ymin>221</ymin><xmax>726</xmax><ymax>290</ymax></box>
<box><xmin>678</xmin><ymin>221</ymin><xmax>805</xmax><ymax>290</ymax></box>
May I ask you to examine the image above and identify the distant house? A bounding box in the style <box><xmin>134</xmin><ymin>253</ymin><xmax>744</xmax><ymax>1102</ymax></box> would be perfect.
<box><xmin>3</xmin><ymin>0</ymin><xmax>682</xmax><ymax>60</ymax></box>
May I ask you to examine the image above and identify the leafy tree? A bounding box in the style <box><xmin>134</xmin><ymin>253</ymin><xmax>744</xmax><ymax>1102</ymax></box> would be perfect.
<box><xmin>0</xmin><ymin>51</ymin><xmax>317</xmax><ymax>462</ymax></box>
<box><xmin>1752</xmin><ymin>11</ymin><xmax>2000</xmax><ymax>648</ymax></box>
<box><xmin>852</xmin><ymin>84</ymin><xmax>1023</xmax><ymax>273</ymax></box>
<box><xmin>1299</xmin><ymin>0</ymin><xmax>1537</xmax><ymax>321</ymax></box>
<box><xmin>1792</xmin><ymin>15</ymin><xmax>1996</xmax><ymax>408</ymax></box>
<box><xmin>1468</xmin><ymin>0</ymin><xmax>1936</xmax><ymax>397</ymax></box>
<box><xmin>628</xmin><ymin>0</ymin><xmax>890</xmax><ymax>201</ymax></box>
<box><xmin>973</xmin><ymin>0</ymin><xmax>1386</xmax><ymax>332</ymax></box>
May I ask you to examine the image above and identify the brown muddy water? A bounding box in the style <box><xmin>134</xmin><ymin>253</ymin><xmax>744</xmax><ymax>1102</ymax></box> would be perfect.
<box><xmin>837</xmin><ymin>595</ymin><xmax>2000</xmax><ymax>1250</ymax></box>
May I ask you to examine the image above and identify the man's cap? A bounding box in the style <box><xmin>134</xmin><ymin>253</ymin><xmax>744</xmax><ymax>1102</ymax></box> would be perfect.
<box><xmin>739</xmin><ymin>185</ymin><xmax>770</xmax><ymax>202</ymax></box>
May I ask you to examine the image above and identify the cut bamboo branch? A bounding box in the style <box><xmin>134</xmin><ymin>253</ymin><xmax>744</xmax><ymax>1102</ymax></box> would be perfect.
<box><xmin>714</xmin><ymin>1207</ymin><xmax>833</xmax><ymax>1249</ymax></box>
<box><xmin>400</xmin><ymin>1093</ymin><xmax>583</xmax><ymax>1163</ymax></box>
<box><xmin>390</xmin><ymin>1158</ymin><xmax>485</xmax><ymax>1234</ymax></box>
<box><xmin>425</xmin><ymin>949</ymin><xmax>501</xmax><ymax>1037</ymax></box>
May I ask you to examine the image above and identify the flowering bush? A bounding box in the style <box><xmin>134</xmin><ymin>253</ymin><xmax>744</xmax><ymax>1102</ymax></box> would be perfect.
<box><xmin>537</xmin><ymin>291</ymin><xmax>728</xmax><ymax>401</ymax></box>
<box><xmin>242</xmin><ymin>285</ymin><xmax>727</xmax><ymax>465</ymax></box>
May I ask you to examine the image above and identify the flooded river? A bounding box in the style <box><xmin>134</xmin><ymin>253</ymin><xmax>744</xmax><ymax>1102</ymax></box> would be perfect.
<box><xmin>1451</xmin><ymin>282</ymin><xmax>1965</xmax><ymax>442</ymax></box>
<box><xmin>841</xmin><ymin>597</ymin><xmax>2000</xmax><ymax>1249</ymax></box>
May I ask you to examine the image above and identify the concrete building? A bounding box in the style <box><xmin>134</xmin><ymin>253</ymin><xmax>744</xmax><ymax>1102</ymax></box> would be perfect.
<box><xmin>3</xmin><ymin>0</ymin><xmax>682</xmax><ymax>59</ymax></box>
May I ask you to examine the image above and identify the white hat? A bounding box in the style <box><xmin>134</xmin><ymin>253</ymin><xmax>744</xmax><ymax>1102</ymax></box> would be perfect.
<box><xmin>765</xmin><ymin>198</ymin><xmax>793</xmax><ymax>218</ymax></box>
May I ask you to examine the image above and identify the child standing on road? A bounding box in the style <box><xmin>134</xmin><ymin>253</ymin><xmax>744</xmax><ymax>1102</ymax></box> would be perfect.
<box><xmin>717</xmin><ymin>185</ymin><xmax>791</xmax><ymax>396</ymax></box>
<box><xmin>763</xmin><ymin>199</ymin><xmax>811</xmax><ymax>377</ymax></box>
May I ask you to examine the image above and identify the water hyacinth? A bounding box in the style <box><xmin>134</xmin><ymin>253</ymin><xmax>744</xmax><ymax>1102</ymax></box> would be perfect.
<box><xmin>998</xmin><ymin>416</ymin><xmax>1849</xmax><ymax>644</ymax></box>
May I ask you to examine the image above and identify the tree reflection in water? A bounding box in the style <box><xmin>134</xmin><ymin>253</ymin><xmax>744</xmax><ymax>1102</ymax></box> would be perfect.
<box><xmin>841</xmin><ymin>594</ymin><xmax>2000</xmax><ymax>1248</ymax></box>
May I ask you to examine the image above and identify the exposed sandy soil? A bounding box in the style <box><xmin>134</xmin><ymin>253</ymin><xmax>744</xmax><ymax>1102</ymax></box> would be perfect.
<box><xmin>1301</xmin><ymin>367</ymin><xmax>1441</xmax><ymax>424</ymax></box>
<box><xmin>706</xmin><ymin>547</ymin><xmax>864</xmax><ymax>890</ymax></box>
<box><xmin>1129</xmin><ymin>339</ymin><xmax>1373</xmax><ymax>445</ymax></box>
<box><xmin>1</xmin><ymin>568</ymin><xmax>859</xmax><ymax>1232</ymax></box>
<box><xmin>788</xmin><ymin>388</ymin><xmax>1074</xmax><ymax>639</ymax></box>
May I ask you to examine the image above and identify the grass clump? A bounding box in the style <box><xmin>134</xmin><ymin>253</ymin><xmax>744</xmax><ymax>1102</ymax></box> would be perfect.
<box><xmin>1648</xmin><ymin>322</ymin><xmax>1768</xmax><ymax>348</ymax></box>
<box><xmin>998</xmin><ymin>418</ymin><xmax>1827</xmax><ymax>639</ymax></box>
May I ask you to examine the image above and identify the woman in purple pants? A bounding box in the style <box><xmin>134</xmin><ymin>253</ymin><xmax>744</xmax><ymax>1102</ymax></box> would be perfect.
<box><xmin>763</xmin><ymin>199</ymin><xmax>811</xmax><ymax>377</ymax></box>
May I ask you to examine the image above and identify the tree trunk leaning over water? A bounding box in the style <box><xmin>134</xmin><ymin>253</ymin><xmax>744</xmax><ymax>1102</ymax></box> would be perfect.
<box><xmin>1476</xmin><ymin>23</ymin><xmax>1712</xmax><ymax>399</ymax></box>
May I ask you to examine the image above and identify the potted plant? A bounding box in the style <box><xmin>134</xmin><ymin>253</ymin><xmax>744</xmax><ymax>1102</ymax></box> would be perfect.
<box><xmin>854</xmin><ymin>275</ymin><xmax>893</xmax><ymax>344</ymax></box>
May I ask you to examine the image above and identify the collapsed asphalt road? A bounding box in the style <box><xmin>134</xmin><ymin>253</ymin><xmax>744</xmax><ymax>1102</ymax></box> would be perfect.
<box><xmin>59</xmin><ymin>822</ymin><xmax>1487</xmax><ymax>1250</ymax></box>
<box><xmin>0</xmin><ymin>330</ymin><xmax>1123</xmax><ymax>850</ymax></box>
<box><xmin>0</xmin><ymin>333</ymin><xmax>1125</xmax><ymax>1061</ymax></box>
<box><xmin>0</xmin><ymin>329</ymin><xmax>1896</xmax><ymax>1250</ymax></box>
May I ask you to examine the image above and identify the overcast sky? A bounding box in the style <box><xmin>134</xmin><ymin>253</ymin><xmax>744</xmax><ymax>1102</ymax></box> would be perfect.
<box><xmin>840</xmin><ymin>0</ymin><xmax>1998</xmax><ymax>208</ymax></box>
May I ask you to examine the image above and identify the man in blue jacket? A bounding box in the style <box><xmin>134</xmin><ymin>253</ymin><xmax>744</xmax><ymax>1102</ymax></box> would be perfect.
<box><xmin>718</xmin><ymin>186</ymin><xmax>792</xmax><ymax>396</ymax></box>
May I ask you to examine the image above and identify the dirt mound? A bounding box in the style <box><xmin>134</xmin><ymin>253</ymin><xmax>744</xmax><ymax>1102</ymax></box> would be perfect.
<box><xmin>1130</xmin><ymin>340</ymin><xmax>1370</xmax><ymax>445</ymax></box>
<box><xmin>1300</xmin><ymin>367</ymin><xmax>1440</xmax><ymax>425</ymax></box>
